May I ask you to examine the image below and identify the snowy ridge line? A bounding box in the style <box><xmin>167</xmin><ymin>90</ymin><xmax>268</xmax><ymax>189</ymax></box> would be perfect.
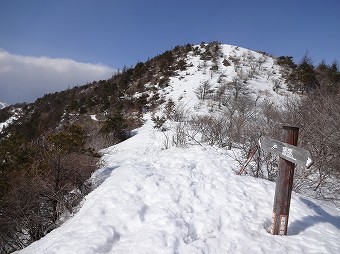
<box><xmin>17</xmin><ymin>116</ymin><xmax>340</xmax><ymax>253</ymax></box>
<box><xmin>17</xmin><ymin>43</ymin><xmax>340</xmax><ymax>253</ymax></box>
<box><xmin>0</xmin><ymin>101</ymin><xmax>8</xmax><ymax>109</ymax></box>
<box><xmin>0</xmin><ymin>108</ymin><xmax>21</xmax><ymax>133</ymax></box>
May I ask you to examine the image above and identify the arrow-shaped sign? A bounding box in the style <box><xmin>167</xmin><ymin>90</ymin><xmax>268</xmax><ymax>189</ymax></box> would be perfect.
<box><xmin>259</xmin><ymin>136</ymin><xmax>314</xmax><ymax>168</ymax></box>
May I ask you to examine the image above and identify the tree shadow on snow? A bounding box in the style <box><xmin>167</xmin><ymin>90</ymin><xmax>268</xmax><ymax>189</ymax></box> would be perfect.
<box><xmin>289</xmin><ymin>196</ymin><xmax>340</xmax><ymax>235</ymax></box>
<box><xmin>129</xmin><ymin>130</ymin><xmax>138</xmax><ymax>137</ymax></box>
<box><xmin>91</xmin><ymin>166</ymin><xmax>119</xmax><ymax>187</ymax></box>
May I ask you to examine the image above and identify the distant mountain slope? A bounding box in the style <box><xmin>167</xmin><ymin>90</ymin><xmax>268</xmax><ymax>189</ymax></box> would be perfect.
<box><xmin>0</xmin><ymin>101</ymin><xmax>8</xmax><ymax>109</ymax></box>
<box><xmin>0</xmin><ymin>42</ymin><xmax>289</xmax><ymax>145</ymax></box>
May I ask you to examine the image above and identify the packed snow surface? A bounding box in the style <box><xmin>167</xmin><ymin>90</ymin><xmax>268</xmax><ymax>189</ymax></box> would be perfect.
<box><xmin>18</xmin><ymin>115</ymin><xmax>340</xmax><ymax>254</ymax></box>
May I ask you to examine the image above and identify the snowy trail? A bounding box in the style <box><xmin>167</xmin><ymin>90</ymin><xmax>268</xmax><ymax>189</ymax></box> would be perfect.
<box><xmin>18</xmin><ymin>117</ymin><xmax>340</xmax><ymax>254</ymax></box>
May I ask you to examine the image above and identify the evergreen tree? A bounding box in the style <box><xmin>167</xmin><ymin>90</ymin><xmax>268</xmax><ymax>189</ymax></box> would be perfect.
<box><xmin>101</xmin><ymin>113</ymin><xmax>128</xmax><ymax>142</ymax></box>
<box><xmin>288</xmin><ymin>53</ymin><xmax>319</xmax><ymax>93</ymax></box>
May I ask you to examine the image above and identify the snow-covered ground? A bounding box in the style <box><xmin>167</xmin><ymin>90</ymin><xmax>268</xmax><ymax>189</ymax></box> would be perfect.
<box><xmin>16</xmin><ymin>44</ymin><xmax>340</xmax><ymax>253</ymax></box>
<box><xmin>156</xmin><ymin>44</ymin><xmax>292</xmax><ymax>120</ymax></box>
<box><xmin>17</xmin><ymin>115</ymin><xmax>340</xmax><ymax>254</ymax></box>
<box><xmin>0</xmin><ymin>101</ymin><xmax>8</xmax><ymax>109</ymax></box>
<box><xmin>0</xmin><ymin>108</ymin><xmax>20</xmax><ymax>133</ymax></box>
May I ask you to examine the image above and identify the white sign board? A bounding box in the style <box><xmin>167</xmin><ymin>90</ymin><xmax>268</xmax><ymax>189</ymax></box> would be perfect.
<box><xmin>259</xmin><ymin>136</ymin><xmax>314</xmax><ymax>168</ymax></box>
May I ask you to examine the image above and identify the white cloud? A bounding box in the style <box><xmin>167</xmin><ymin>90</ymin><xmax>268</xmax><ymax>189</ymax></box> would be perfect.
<box><xmin>0</xmin><ymin>49</ymin><xmax>115</xmax><ymax>104</ymax></box>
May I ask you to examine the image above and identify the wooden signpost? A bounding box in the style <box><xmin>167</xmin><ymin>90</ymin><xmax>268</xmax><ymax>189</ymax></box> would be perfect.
<box><xmin>259</xmin><ymin>126</ymin><xmax>314</xmax><ymax>236</ymax></box>
<box><xmin>259</xmin><ymin>136</ymin><xmax>314</xmax><ymax>169</ymax></box>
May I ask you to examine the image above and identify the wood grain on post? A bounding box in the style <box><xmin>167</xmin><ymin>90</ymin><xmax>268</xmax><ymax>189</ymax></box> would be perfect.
<box><xmin>271</xmin><ymin>126</ymin><xmax>299</xmax><ymax>235</ymax></box>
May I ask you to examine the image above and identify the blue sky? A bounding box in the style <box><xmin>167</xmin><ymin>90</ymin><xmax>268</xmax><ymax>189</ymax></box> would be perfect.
<box><xmin>1</xmin><ymin>0</ymin><xmax>340</xmax><ymax>103</ymax></box>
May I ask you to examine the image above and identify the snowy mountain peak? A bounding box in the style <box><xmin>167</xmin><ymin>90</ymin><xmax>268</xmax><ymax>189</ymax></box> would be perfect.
<box><xmin>160</xmin><ymin>43</ymin><xmax>287</xmax><ymax>108</ymax></box>
<box><xmin>0</xmin><ymin>101</ymin><xmax>8</xmax><ymax>109</ymax></box>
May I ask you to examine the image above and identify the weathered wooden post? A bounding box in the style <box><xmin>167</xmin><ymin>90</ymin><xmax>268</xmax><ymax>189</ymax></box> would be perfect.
<box><xmin>271</xmin><ymin>126</ymin><xmax>299</xmax><ymax>235</ymax></box>
<box><xmin>258</xmin><ymin>126</ymin><xmax>313</xmax><ymax>236</ymax></box>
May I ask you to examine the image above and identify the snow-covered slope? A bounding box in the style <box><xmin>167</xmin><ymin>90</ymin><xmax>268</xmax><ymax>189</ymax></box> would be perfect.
<box><xmin>0</xmin><ymin>107</ymin><xmax>21</xmax><ymax>133</ymax></box>
<box><xmin>0</xmin><ymin>101</ymin><xmax>10</xmax><ymax>132</ymax></box>
<box><xmin>0</xmin><ymin>101</ymin><xmax>8</xmax><ymax>109</ymax></box>
<box><xmin>161</xmin><ymin>44</ymin><xmax>288</xmax><ymax>106</ymax></box>
<box><xmin>17</xmin><ymin>114</ymin><xmax>340</xmax><ymax>254</ymax></box>
<box><xmin>17</xmin><ymin>44</ymin><xmax>340</xmax><ymax>253</ymax></box>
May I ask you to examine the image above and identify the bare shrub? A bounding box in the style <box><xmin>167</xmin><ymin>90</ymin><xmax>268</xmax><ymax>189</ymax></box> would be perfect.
<box><xmin>167</xmin><ymin>102</ymin><xmax>190</xmax><ymax>122</ymax></box>
<box><xmin>283</xmin><ymin>90</ymin><xmax>340</xmax><ymax>203</ymax></box>
<box><xmin>195</xmin><ymin>81</ymin><xmax>213</xmax><ymax>101</ymax></box>
<box><xmin>190</xmin><ymin>115</ymin><xmax>228</xmax><ymax>147</ymax></box>
<box><xmin>0</xmin><ymin>125</ymin><xmax>100</xmax><ymax>253</ymax></box>
<box><xmin>172</xmin><ymin>121</ymin><xmax>188</xmax><ymax>148</ymax></box>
